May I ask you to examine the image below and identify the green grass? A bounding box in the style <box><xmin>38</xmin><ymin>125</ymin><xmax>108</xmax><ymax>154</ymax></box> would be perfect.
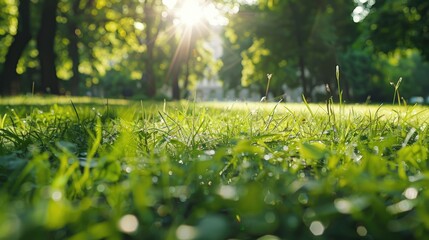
<box><xmin>1</xmin><ymin>96</ymin><xmax>429</xmax><ymax>239</ymax></box>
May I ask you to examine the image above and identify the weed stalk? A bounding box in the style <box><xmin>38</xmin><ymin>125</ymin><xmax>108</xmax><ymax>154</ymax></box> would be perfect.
<box><xmin>261</xmin><ymin>74</ymin><xmax>272</xmax><ymax>102</ymax></box>
<box><xmin>390</xmin><ymin>77</ymin><xmax>403</xmax><ymax>106</ymax></box>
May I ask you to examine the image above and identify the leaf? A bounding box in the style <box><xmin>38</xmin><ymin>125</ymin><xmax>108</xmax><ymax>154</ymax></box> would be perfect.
<box><xmin>397</xmin><ymin>144</ymin><xmax>428</xmax><ymax>168</ymax></box>
<box><xmin>299</xmin><ymin>142</ymin><xmax>328</xmax><ymax>160</ymax></box>
<box><xmin>233</xmin><ymin>140</ymin><xmax>264</xmax><ymax>156</ymax></box>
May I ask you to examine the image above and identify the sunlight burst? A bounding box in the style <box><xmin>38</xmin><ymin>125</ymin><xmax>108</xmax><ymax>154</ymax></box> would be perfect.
<box><xmin>176</xmin><ymin>1</ymin><xmax>205</xmax><ymax>27</ymax></box>
<box><xmin>163</xmin><ymin>0</ymin><xmax>228</xmax><ymax>27</ymax></box>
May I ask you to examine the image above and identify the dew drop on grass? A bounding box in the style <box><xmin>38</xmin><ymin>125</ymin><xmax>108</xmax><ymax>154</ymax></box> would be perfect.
<box><xmin>122</xmin><ymin>165</ymin><xmax>132</xmax><ymax>173</ymax></box>
<box><xmin>373</xmin><ymin>146</ymin><xmax>379</xmax><ymax>154</ymax></box>
<box><xmin>264</xmin><ymin>154</ymin><xmax>273</xmax><ymax>161</ymax></box>
<box><xmin>334</xmin><ymin>198</ymin><xmax>352</xmax><ymax>214</ymax></box>
<box><xmin>356</xmin><ymin>225</ymin><xmax>367</xmax><ymax>236</ymax></box>
<box><xmin>118</xmin><ymin>214</ymin><xmax>139</xmax><ymax>233</ymax></box>
<box><xmin>353</xmin><ymin>153</ymin><xmax>363</xmax><ymax>163</ymax></box>
<box><xmin>204</xmin><ymin>150</ymin><xmax>215</xmax><ymax>156</ymax></box>
<box><xmin>176</xmin><ymin>225</ymin><xmax>197</xmax><ymax>240</ymax></box>
<box><xmin>51</xmin><ymin>191</ymin><xmax>62</xmax><ymax>201</ymax></box>
<box><xmin>404</xmin><ymin>187</ymin><xmax>418</xmax><ymax>200</ymax></box>
<box><xmin>309</xmin><ymin>221</ymin><xmax>324</xmax><ymax>236</ymax></box>
<box><xmin>97</xmin><ymin>184</ymin><xmax>106</xmax><ymax>192</ymax></box>
<box><xmin>152</xmin><ymin>176</ymin><xmax>158</xmax><ymax>183</ymax></box>
<box><xmin>291</xmin><ymin>164</ymin><xmax>299</xmax><ymax>171</ymax></box>
<box><xmin>242</xmin><ymin>161</ymin><xmax>250</xmax><ymax>168</ymax></box>
<box><xmin>168</xmin><ymin>170</ymin><xmax>173</xmax><ymax>176</ymax></box>
<box><xmin>179</xmin><ymin>195</ymin><xmax>187</xmax><ymax>202</ymax></box>
<box><xmin>218</xmin><ymin>185</ymin><xmax>237</xmax><ymax>200</ymax></box>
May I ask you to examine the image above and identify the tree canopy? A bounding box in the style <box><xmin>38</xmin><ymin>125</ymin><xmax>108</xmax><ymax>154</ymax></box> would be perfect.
<box><xmin>0</xmin><ymin>0</ymin><xmax>428</xmax><ymax>102</ymax></box>
<box><xmin>221</xmin><ymin>0</ymin><xmax>429</xmax><ymax>102</ymax></box>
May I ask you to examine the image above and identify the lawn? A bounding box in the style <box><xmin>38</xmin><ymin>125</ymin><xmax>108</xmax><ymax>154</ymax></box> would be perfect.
<box><xmin>1</xmin><ymin>96</ymin><xmax>429</xmax><ymax>239</ymax></box>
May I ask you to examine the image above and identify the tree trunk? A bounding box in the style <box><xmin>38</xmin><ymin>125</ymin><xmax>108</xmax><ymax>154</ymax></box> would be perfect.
<box><xmin>68</xmin><ymin>0</ymin><xmax>81</xmax><ymax>95</ymax></box>
<box><xmin>142</xmin><ymin>1</ymin><xmax>159</xmax><ymax>98</ymax></box>
<box><xmin>290</xmin><ymin>2</ymin><xmax>310</xmax><ymax>101</ymax></box>
<box><xmin>183</xmin><ymin>50</ymin><xmax>191</xmax><ymax>99</ymax></box>
<box><xmin>172</xmin><ymin>72</ymin><xmax>181</xmax><ymax>100</ymax></box>
<box><xmin>37</xmin><ymin>0</ymin><xmax>60</xmax><ymax>94</ymax></box>
<box><xmin>0</xmin><ymin>0</ymin><xmax>32</xmax><ymax>95</ymax></box>
<box><xmin>145</xmin><ymin>44</ymin><xmax>156</xmax><ymax>98</ymax></box>
<box><xmin>169</xmin><ymin>39</ymin><xmax>182</xmax><ymax>100</ymax></box>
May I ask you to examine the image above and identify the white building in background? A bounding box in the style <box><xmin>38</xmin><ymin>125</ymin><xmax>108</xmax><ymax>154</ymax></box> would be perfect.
<box><xmin>196</xmin><ymin>78</ymin><xmax>223</xmax><ymax>101</ymax></box>
<box><xmin>282</xmin><ymin>84</ymin><xmax>303</xmax><ymax>102</ymax></box>
<box><xmin>193</xmin><ymin>26</ymin><xmax>224</xmax><ymax>101</ymax></box>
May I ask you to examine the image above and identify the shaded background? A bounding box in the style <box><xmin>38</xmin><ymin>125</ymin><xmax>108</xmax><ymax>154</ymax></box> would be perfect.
<box><xmin>0</xmin><ymin>0</ymin><xmax>428</xmax><ymax>103</ymax></box>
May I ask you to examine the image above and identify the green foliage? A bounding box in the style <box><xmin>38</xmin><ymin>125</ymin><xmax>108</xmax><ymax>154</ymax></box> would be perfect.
<box><xmin>0</xmin><ymin>0</ymin><xmax>16</xmax><ymax>64</ymax></box>
<box><xmin>221</xmin><ymin>0</ymin><xmax>429</xmax><ymax>103</ymax></box>
<box><xmin>366</xmin><ymin>0</ymin><xmax>429</xmax><ymax>60</ymax></box>
<box><xmin>2</xmin><ymin>0</ymin><xmax>428</xmax><ymax>101</ymax></box>
<box><xmin>222</xmin><ymin>0</ymin><xmax>360</xmax><ymax>99</ymax></box>
<box><xmin>1</xmin><ymin>0</ymin><xmax>219</xmax><ymax>97</ymax></box>
<box><xmin>1</xmin><ymin>97</ymin><xmax>429</xmax><ymax>239</ymax></box>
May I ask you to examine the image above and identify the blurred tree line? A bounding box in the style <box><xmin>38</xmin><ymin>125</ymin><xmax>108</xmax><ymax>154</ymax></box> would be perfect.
<box><xmin>0</xmin><ymin>0</ymin><xmax>428</xmax><ymax>102</ymax></box>
<box><xmin>0</xmin><ymin>0</ymin><xmax>218</xmax><ymax>99</ymax></box>
<box><xmin>221</xmin><ymin>0</ymin><xmax>429</xmax><ymax>102</ymax></box>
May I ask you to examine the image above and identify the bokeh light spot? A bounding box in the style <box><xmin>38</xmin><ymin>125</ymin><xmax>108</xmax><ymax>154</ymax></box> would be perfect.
<box><xmin>118</xmin><ymin>214</ymin><xmax>139</xmax><ymax>233</ymax></box>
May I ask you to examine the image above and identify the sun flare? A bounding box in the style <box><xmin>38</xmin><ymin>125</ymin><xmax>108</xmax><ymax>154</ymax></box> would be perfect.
<box><xmin>176</xmin><ymin>0</ymin><xmax>205</xmax><ymax>27</ymax></box>
<box><xmin>163</xmin><ymin>0</ymin><xmax>228</xmax><ymax>27</ymax></box>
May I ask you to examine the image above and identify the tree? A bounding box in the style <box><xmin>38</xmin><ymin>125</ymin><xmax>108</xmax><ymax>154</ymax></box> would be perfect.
<box><xmin>140</xmin><ymin>0</ymin><xmax>165</xmax><ymax>98</ymax></box>
<box><xmin>0</xmin><ymin>0</ymin><xmax>32</xmax><ymax>95</ymax></box>
<box><xmin>0</xmin><ymin>0</ymin><xmax>246</xmax><ymax>98</ymax></box>
<box><xmin>366</xmin><ymin>0</ymin><xmax>429</xmax><ymax>60</ymax></box>
<box><xmin>223</xmin><ymin>0</ymin><xmax>359</xmax><ymax>100</ymax></box>
<box><xmin>168</xmin><ymin>29</ymin><xmax>183</xmax><ymax>100</ymax></box>
<box><xmin>37</xmin><ymin>0</ymin><xmax>60</xmax><ymax>94</ymax></box>
<box><xmin>66</xmin><ymin>0</ymin><xmax>84</xmax><ymax>95</ymax></box>
<box><xmin>339</xmin><ymin>49</ymin><xmax>385</xmax><ymax>102</ymax></box>
<box><xmin>162</xmin><ymin>1</ymin><xmax>219</xmax><ymax>100</ymax></box>
<box><xmin>220</xmin><ymin>4</ymin><xmax>261</xmax><ymax>94</ymax></box>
